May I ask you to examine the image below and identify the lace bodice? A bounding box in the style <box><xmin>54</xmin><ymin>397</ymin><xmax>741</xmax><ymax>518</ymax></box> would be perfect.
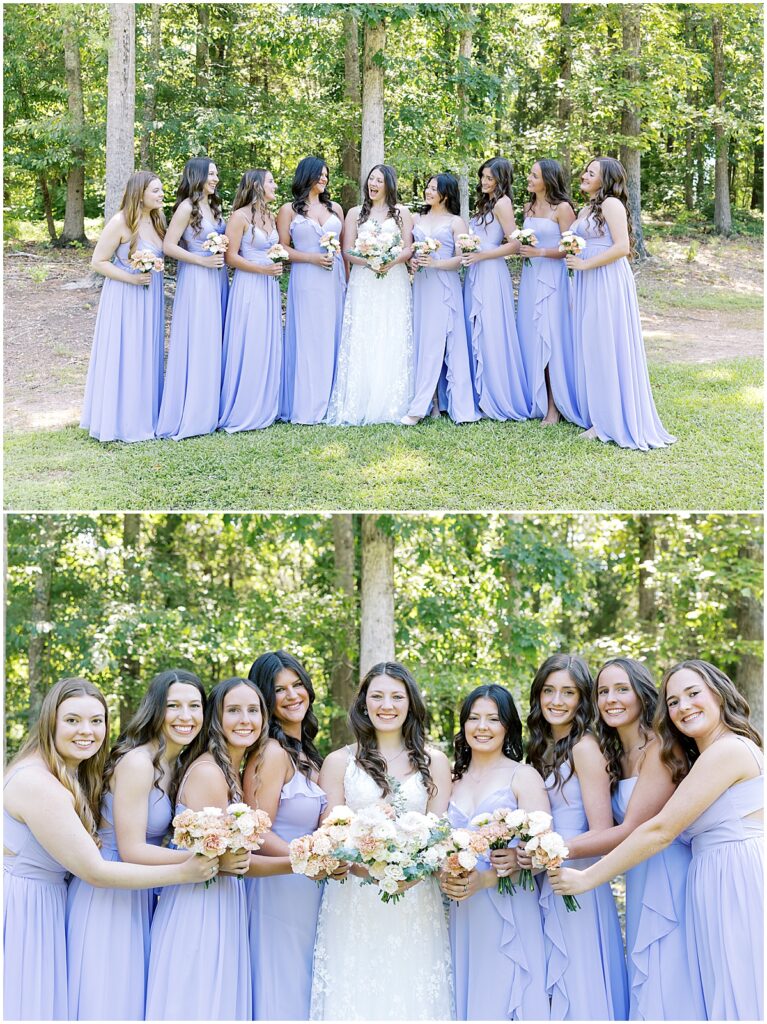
<box><xmin>343</xmin><ymin>753</ymin><xmax>429</xmax><ymax>813</ymax></box>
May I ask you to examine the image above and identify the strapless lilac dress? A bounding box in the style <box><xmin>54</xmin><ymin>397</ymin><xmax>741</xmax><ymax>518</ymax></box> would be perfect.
<box><xmin>448</xmin><ymin>784</ymin><xmax>550</xmax><ymax>1020</ymax></box>
<box><xmin>66</xmin><ymin>787</ymin><xmax>172</xmax><ymax>1019</ymax></box>
<box><xmin>248</xmin><ymin>770</ymin><xmax>326</xmax><ymax>1019</ymax></box>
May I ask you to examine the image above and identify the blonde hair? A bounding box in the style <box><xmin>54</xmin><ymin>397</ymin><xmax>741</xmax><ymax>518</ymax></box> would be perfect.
<box><xmin>120</xmin><ymin>170</ymin><xmax>167</xmax><ymax>257</ymax></box>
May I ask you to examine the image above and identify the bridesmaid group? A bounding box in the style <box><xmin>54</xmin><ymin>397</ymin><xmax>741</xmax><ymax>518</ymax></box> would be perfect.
<box><xmin>81</xmin><ymin>152</ymin><xmax>674</xmax><ymax>451</ymax></box>
<box><xmin>4</xmin><ymin>652</ymin><xmax>762</xmax><ymax>1021</ymax></box>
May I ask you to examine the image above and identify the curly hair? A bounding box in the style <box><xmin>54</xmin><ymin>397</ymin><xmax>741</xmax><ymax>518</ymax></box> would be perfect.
<box><xmin>419</xmin><ymin>172</ymin><xmax>461</xmax><ymax>217</ymax></box>
<box><xmin>358</xmin><ymin>164</ymin><xmax>402</xmax><ymax>230</ymax></box>
<box><xmin>348</xmin><ymin>661</ymin><xmax>435</xmax><ymax>798</ymax></box>
<box><xmin>291</xmin><ymin>156</ymin><xmax>333</xmax><ymax>216</ymax></box>
<box><xmin>248</xmin><ymin>650</ymin><xmax>323</xmax><ymax>777</ymax></box>
<box><xmin>452</xmin><ymin>684</ymin><xmax>524</xmax><ymax>781</ymax></box>
<box><xmin>526</xmin><ymin>158</ymin><xmax>573</xmax><ymax>217</ymax></box>
<box><xmin>594</xmin><ymin>658</ymin><xmax>658</xmax><ymax>792</ymax></box>
<box><xmin>119</xmin><ymin>170</ymin><xmax>167</xmax><ymax>257</ymax></box>
<box><xmin>655</xmin><ymin>660</ymin><xmax>763</xmax><ymax>784</ymax></box>
<box><xmin>172</xmin><ymin>156</ymin><xmax>223</xmax><ymax>236</ymax></box>
<box><xmin>232</xmin><ymin>169</ymin><xmax>274</xmax><ymax>239</ymax></box>
<box><xmin>474</xmin><ymin>156</ymin><xmax>514</xmax><ymax>226</ymax></box>
<box><xmin>582</xmin><ymin>156</ymin><xmax>635</xmax><ymax>257</ymax></box>
<box><xmin>526</xmin><ymin>653</ymin><xmax>596</xmax><ymax>792</ymax></box>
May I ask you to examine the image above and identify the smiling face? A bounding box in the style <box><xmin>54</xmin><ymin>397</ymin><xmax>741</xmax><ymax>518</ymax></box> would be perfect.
<box><xmin>220</xmin><ymin>683</ymin><xmax>263</xmax><ymax>752</ymax></box>
<box><xmin>273</xmin><ymin>667</ymin><xmax>310</xmax><ymax>730</ymax></box>
<box><xmin>142</xmin><ymin>177</ymin><xmax>164</xmax><ymax>211</ymax></box>
<box><xmin>262</xmin><ymin>171</ymin><xmax>277</xmax><ymax>203</ymax></box>
<box><xmin>665</xmin><ymin>668</ymin><xmax>723</xmax><ymax>741</ymax></box>
<box><xmin>163</xmin><ymin>682</ymin><xmax>204</xmax><ymax>752</ymax></box>
<box><xmin>480</xmin><ymin>166</ymin><xmax>497</xmax><ymax>194</ymax></box>
<box><xmin>464</xmin><ymin>696</ymin><xmax>505</xmax><ymax>756</ymax></box>
<box><xmin>424</xmin><ymin>177</ymin><xmax>439</xmax><ymax>207</ymax></box>
<box><xmin>54</xmin><ymin>695</ymin><xmax>107</xmax><ymax>768</ymax></box>
<box><xmin>204</xmin><ymin>162</ymin><xmax>219</xmax><ymax>195</ymax></box>
<box><xmin>597</xmin><ymin>664</ymin><xmax>642</xmax><ymax>730</ymax></box>
<box><xmin>315</xmin><ymin>165</ymin><xmax>329</xmax><ymax>194</ymax></box>
<box><xmin>365</xmin><ymin>674</ymin><xmax>409</xmax><ymax>733</ymax></box>
<box><xmin>527</xmin><ymin>162</ymin><xmax>543</xmax><ymax>194</ymax></box>
<box><xmin>539</xmin><ymin>669</ymin><xmax>581</xmax><ymax>736</ymax></box>
<box><xmin>367</xmin><ymin>168</ymin><xmax>387</xmax><ymax>203</ymax></box>
<box><xmin>580</xmin><ymin>160</ymin><xmax>602</xmax><ymax>195</ymax></box>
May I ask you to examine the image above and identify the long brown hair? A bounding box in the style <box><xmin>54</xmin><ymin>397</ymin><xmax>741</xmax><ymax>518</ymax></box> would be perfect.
<box><xmin>120</xmin><ymin>170</ymin><xmax>167</xmax><ymax>257</ymax></box>
<box><xmin>526</xmin><ymin>158</ymin><xmax>573</xmax><ymax>217</ymax></box>
<box><xmin>232</xmin><ymin>169</ymin><xmax>274</xmax><ymax>239</ymax></box>
<box><xmin>583</xmin><ymin>156</ymin><xmax>635</xmax><ymax>256</ymax></box>
<box><xmin>474</xmin><ymin>156</ymin><xmax>514</xmax><ymax>226</ymax></box>
<box><xmin>172</xmin><ymin>156</ymin><xmax>223</xmax><ymax>236</ymax></box>
<box><xmin>594</xmin><ymin>658</ymin><xmax>659</xmax><ymax>792</ymax></box>
<box><xmin>9</xmin><ymin>678</ymin><xmax>108</xmax><ymax>841</ymax></box>
<box><xmin>358</xmin><ymin>164</ymin><xmax>402</xmax><ymax>230</ymax></box>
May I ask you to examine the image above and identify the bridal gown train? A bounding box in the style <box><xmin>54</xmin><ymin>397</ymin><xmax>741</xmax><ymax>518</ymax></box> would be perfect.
<box><xmin>309</xmin><ymin>752</ymin><xmax>454</xmax><ymax>1020</ymax></box>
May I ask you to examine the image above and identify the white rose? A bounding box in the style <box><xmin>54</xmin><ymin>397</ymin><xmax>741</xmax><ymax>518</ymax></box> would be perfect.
<box><xmin>458</xmin><ymin>850</ymin><xmax>478</xmax><ymax>870</ymax></box>
<box><xmin>526</xmin><ymin>811</ymin><xmax>553</xmax><ymax>835</ymax></box>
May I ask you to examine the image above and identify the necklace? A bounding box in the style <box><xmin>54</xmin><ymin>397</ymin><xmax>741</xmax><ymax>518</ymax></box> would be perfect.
<box><xmin>384</xmin><ymin>747</ymin><xmax>408</xmax><ymax>765</ymax></box>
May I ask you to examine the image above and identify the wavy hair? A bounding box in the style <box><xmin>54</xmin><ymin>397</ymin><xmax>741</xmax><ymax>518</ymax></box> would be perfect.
<box><xmin>102</xmin><ymin>669</ymin><xmax>206</xmax><ymax>799</ymax></box>
<box><xmin>452</xmin><ymin>684</ymin><xmax>524</xmax><ymax>781</ymax></box>
<box><xmin>474</xmin><ymin>156</ymin><xmax>514</xmax><ymax>226</ymax></box>
<box><xmin>594</xmin><ymin>658</ymin><xmax>658</xmax><ymax>791</ymax></box>
<box><xmin>582</xmin><ymin>156</ymin><xmax>635</xmax><ymax>256</ymax></box>
<box><xmin>232</xmin><ymin>169</ymin><xmax>274</xmax><ymax>238</ymax></box>
<box><xmin>291</xmin><ymin>156</ymin><xmax>333</xmax><ymax>216</ymax></box>
<box><xmin>349</xmin><ymin>661</ymin><xmax>434</xmax><ymax>798</ymax></box>
<box><xmin>10</xmin><ymin>678</ymin><xmax>108</xmax><ymax>841</ymax></box>
<box><xmin>358</xmin><ymin>164</ymin><xmax>402</xmax><ymax>230</ymax></box>
<box><xmin>420</xmin><ymin>172</ymin><xmax>461</xmax><ymax>217</ymax></box>
<box><xmin>655</xmin><ymin>660</ymin><xmax>763</xmax><ymax>784</ymax></box>
<box><xmin>526</xmin><ymin>653</ymin><xmax>596</xmax><ymax>792</ymax></box>
<box><xmin>172</xmin><ymin>156</ymin><xmax>223</xmax><ymax>236</ymax></box>
<box><xmin>248</xmin><ymin>651</ymin><xmax>323</xmax><ymax>777</ymax></box>
<box><xmin>120</xmin><ymin>170</ymin><xmax>166</xmax><ymax>257</ymax></box>
<box><xmin>527</xmin><ymin>158</ymin><xmax>573</xmax><ymax>216</ymax></box>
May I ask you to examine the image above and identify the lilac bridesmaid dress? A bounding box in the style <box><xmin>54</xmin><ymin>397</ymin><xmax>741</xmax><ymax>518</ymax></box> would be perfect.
<box><xmin>463</xmin><ymin>214</ymin><xmax>531</xmax><ymax>420</ymax></box>
<box><xmin>80</xmin><ymin>236</ymin><xmax>165</xmax><ymax>442</ymax></box>
<box><xmin>218</xmin><ymin>225</ymin><xmax>283</xmax><ymax>432</ymax></box>
<box><xmin>3</xmin><ymin>774</ymin><xmax>68</xmax><ymax>1020</ymax></box>
<box><xmin>155</xmin><ymin>215</ymin><xmax>229</xmax><ymax>440</ymax></box>
<box><xmin>280</xmin><ymin>213</ymin><xmax>346</xmax><ymax>423</ymax></box>
<box><xmin>612</xmin><ymin>778</ymin><xmax>704</xmax><ymax>1020</ymax></box>
<box><xmin>538</xmin><ymin>764</ymin><xmax>629</xmax><ymax>1020</ymax></box>
<box><xmin>248</xmin><ymin>770</ymin><xmax>326</xmax><ymax>1019</ymax></box>
<box><xmin>515</xmin><ymin>217</ymin><xmax>586</xmax><ymax>426</ymax></box>
<box><xmin>66</xmin><ymin>787</ymin><xmax>172</xmax><ymax>1019</ymax></box>
<box><xmin>448</xmin><ymin>783</ymin><xmax>550</xmax><ymax>1020</ymax></box>
<box><xmin>406</xmin><ymin>221</ymin><xmax>480</xmax><ymax>423</ymax></box>
<box><xmin>570</xmin><ymin>215</ymin><xmax>675</xmax><ymax>450</ymax></box>
<box><xmin>681</xmin><ymin>750</ymin><xmax>763</xmax><ymax>1021</ymax></box>
<box><xmin>145</xmin><ymin>799</ymin><xmax>251</xmax><ymax>1021</ymax></box>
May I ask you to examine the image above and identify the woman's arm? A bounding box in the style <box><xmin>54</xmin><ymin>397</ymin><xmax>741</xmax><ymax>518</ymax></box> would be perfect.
<box><xmin>181</xmin><ymin>761</ymin><xmax>250</xmax><ymax>876</ymax></box>
<box><xmin>426</xmin><ymin>749</ymin><xmax>452</xmax><ymax>816</ymax></box>
<box><xmin>495</xmin><ymin>764</ymin><xmax>553</xmax><ymax>877</ymax></box>
<box><xmin>163</xmin><ymin>200</ymin><xmax>224</xmax><ymax>269</ymax></box>
<box><xmin>91</xmin><ymin>213</ymin><xmax>149</xmax><ymax>285</ymax></box>
<box><xmin>225</xmin><ymin>211</ymin><xmax>281</xmax><ymax>276</ymax></box>
<box><xmin>112</xmin><ymin>749</ymin><xmax>187</xmax><ymax>865</ymax></box>
<box><xmin>316</xmin><ymin>747</ymin><xmax>350</xmax><ymax>821</ymax></box>
<box><xmin>416</xmin><ymin>215</ymin><xmax>465</xmax><ymax>272</ymax></box>
<box><xmin>242</xmin><ymin>739</ymin><xmax>291</xmax><ymax>856</ymax></box>
<box><xmin>573</xmin><ymin>734</ymin><xmax>615</xmax><ymax>832</ymax></box>
<box><xmin>343</xmin><ymin>207</ymin><xmax>365</xmax><ymax>272</ymax></box>
<box><xmin>462</xmin><ymin>196</ymin><xmax>519</xmax><ymax>265</ymax></box>
<box><xmin>565</xmin><ymin>197</ymin><xmax>629</xmax><ymax>272</ymax></box>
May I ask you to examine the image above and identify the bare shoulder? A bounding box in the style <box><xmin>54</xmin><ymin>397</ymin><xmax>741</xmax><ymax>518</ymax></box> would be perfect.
<box><xmin>261</xmin><ymin>737</ymin><xmax>290</xmax><ymax>767</ymax></box>
<box><xmin>114</xmin><ymin>745</ymin><xmax>155</xmax><ymax>775</ymax></box>
<box><xmin>602</xmin><ymin>196</ymin><xmax>626</xmax><ymax>214</ymax></box>
<box><xmin>572</xmin><ymin>732</ymin><xmax>604</xmax><ymax>758</ymax></box>
<box><xmin>185</xmin><ymin>756</ymin><xmax>225</xmax><ymax>784</ymax></box>
<box><xmin>494</xmin><ymin>194</ymin><xmax>513</xmax><ymax>210</ymax></box>
<box><xmin>513</xmin><ymin>762</ymin><xmax>545</xmax><ymax>787</ymax></box>
<box><xmin>426</xmin><ymin>746</ymin><xmax>451</xmax><ymax>770</ymax></box>
<box><xmin>331</xmin><ymin>201</ymin><xmax>344</xmax><ymax>218</ymax></box>
<box><xmin>323</xmin><ymin>745</ymin><xmax>353</xmax><ymax>768</ymax></box>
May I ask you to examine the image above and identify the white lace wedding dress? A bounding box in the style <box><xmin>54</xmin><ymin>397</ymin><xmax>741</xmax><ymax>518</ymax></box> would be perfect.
<box><xmin>309</xmin><ymin>752</ymin><xmax>454</xmax><ymax>1020</ymax></box>
<box><xmin>325</xmin><ymin>218</ymin><xmax>415</xmax><ymax>425</ymax></box>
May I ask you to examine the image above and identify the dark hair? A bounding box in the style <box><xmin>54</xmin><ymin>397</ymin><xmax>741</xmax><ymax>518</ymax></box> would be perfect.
<box><xmin>474</xmin><ymin>157</ymin><xmax>514</xmax><ymax>226</ymax></box>
<box><xmin>172</xmin><ymin>156</ymin><xmax>223</xmax><ymax>235</ymax></box>
<box><xmin>594</xmin><ymin>658</ymin><xmax>658</xmax><ymax>791</ymax></box>
<box><xmin>247</xmin><ymin>651</ymin><xmax>323</xmax><ymax>776</ymax></box>
<box><xmin>582</xmin><ymin>156</ymin><xmax>635</xmax><ymax>256</ymax></box>
<box><xmin>420</xmin><ymin>172</ymin><xmax>461</xmax><ymax>217</ymax></box>
<box><xmin>103</xmin><ymin>669</ymin><xmax>206</xmax><ymax>799</ymax></box>
<box><xmin>173</xmin><ymin>677</ymin><xmax>268</xmax><ymax>806</ymax></box>
<box><xmin>527</xmin><ymin>158</ymin><xmax>573</xmax><ymax>216</ymax></box>
<box><xmin>291</xmin><ymin>156</ymin><xmax>333</xmax><ymax>216</ymax></box>
<box><xmin>349</xmin><ymin>661</ymin><xmax>434</xmax><ymax>797</ymax></box>
<box><xmin>232</xmin><ymin>169</ymin><xmax>273</xmax><ymax>238</ymax></box>
<box><xmin>526</xmin><ymin>653</ymin><xmax>596</xmax><ymax>791</ymax></box>
<box><xmin>452</xmin><ymin>684</ymin><xmax>523</xmax><ymax>781</ymax></box>
<box><xmin>655</xmin><ymin>660</ymin><xmax>763</xmax><ymax>784</ymax></box>
<box><xmin>358</xmin><ymin>164</ymin><xmax>402</xmax><ymax>230</ymax></box>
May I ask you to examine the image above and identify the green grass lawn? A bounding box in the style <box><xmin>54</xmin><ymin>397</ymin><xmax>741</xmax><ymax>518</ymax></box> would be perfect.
<box><xmin>4</xmin><ymin>358</ymin><xmax>762</xmax><ymax>511</ymax></box>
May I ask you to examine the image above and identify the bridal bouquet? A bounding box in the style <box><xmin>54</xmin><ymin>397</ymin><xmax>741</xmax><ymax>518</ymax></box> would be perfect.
<box><xmin>202</xmin><ymin>232</ymin><xmax>229</xmax><ymax>255</ymax></box>
<box><xmin>349</xmin><ymin>220</ymin><xmax>403</xmax><ymax>278</ymax></box>
<box><xmin>129</xmin><ymin>249</ymin><xmax>164</xmax><ymax>279</ymax></box>
<box><xmin>411</xmin><ymin>236</ymin><xmax>441</xmax><ymax>271</ymax></box>
<box><xmin>289</xmin><ymin>804</ymin><xmax>355</xmax><ymax>881</ymax></box>
<box><xmin>456</xmin><ymin>232</ymin><xmax>481</xmax><ymax>254</ymax></box>
<box><xmin>319</xmin><ymin>230</ymin><xmax>341</xmax><ymax>269</ymax></box>
<box><xmin>266</xmin><ymin>243</ymin><xmax>290</xmax><ymax>263</ymax></box>
<box><xmin>510</xmin><ymin>228</ymin><xmax>539</xmax><ymax>266</ymax></box>
<box><xmin>558</xmin><ymin>231</ymin><xmax>586</xmax><ymax>277</ymax></box>
<box><xmin>172</xmin><ymin>803</ymin><xmax>272</xmax><ymax>886</ymax></box>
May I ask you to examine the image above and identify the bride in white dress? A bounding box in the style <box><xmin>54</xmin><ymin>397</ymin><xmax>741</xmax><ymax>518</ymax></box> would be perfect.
<box><xmin>326</xmin><ymin>165</ymin><xmax>415</xmax><ymax>425</ymax></box>
<box><xmin>309</xmin><ymin>661</ymin><xmax>454</xmax><ymax>1020</ymax></box>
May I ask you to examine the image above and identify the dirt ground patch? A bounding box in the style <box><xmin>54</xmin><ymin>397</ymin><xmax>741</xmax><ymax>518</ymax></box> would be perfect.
<box><xmin>3</xmin><ymin>235</ymin><xmax>763</xmax><ymax>434</ymax></box>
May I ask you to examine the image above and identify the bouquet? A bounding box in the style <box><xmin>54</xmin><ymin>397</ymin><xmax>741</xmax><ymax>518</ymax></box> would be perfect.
<box><xmin>266</xmin><ymin>243</ymin><xmax>290</xmax><ymax>264</ymax></box>
<box><xmin>202</xmin><ymin>232</ymin><xmax>229</xmax><ymax>256</ymax></box>
<box><xmin>470</xmin><ymin>807</ymin><xmax>530</xmax><ymax>895</ymax></box>
<box><xmin>526</xmin><ymin>829</ymin><xmax>580</xmax><ymax>912</ymax></box>
<box><xmin>411</xmin><ymin>236</ymin><xmax>441</xmax><ymax>271</ymax></box>
<box><xmin>435</xmin><ymin>826</ymin><xmax>491</xmax><ymax>880</ymax></box>
<box><xmin>129</xmin><ymin>249</ymin><xmax>164</xmax><ymax>280</ymax></box>
<box><xmin>289</xmin><ymin>804</ymin><xmax>355</xmax><ymax>881</ymax></box>
<box><xmin>507</xmin><ymin>809</ymin><xmax>553</xmax><ymax>892</ymax></box>
<box><xmin>456</xmin><ymin>232</ymin><xmax>481</xmax><ymax>254</ymax></box>
<box><xmin>558</xmin><ymin>231</ymin><xmax>586</xmax><ymax>277</ymax></box>
<box><xmin>510</xmin><ymin>228</ymin><xmax>539</xmax><ymax>266</ymax></box>
<box><xmin>172</xmin><ymin>803</ymin><xmax>272</xmax><ymax>886</ymax></box>
<box><xmin>349</xmin><ymin>220</ymin><xmax>403</xmax><ymax>278</ymax></box>
<box><xmin>319</xmin><ymin>231</ymin><xmax>341</xmax><ymax>269</ymax></box>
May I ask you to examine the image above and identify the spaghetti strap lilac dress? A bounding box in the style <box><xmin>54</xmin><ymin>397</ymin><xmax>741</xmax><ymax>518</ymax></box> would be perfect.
<box><xmin>612</xmin><ymin>778</ymin><xmax>704</xmax><ymax>1020</ymax></box>
<box><xmin>463</xmin><ymin>214</ymin><xmax>531</xmax><ymax>421</ymax></box>
<box><xmin>448</xmin><ymin>784</ymin><xmax>550</xmax><ymax>1020</ymax></box>
<box><xmin>248</xmin><ymin>770</ymin><xmax>326</xmax><ymax>1019</ymax></box>
<box><xmin>218</xmin><ymin>224</ymin><xmax>283</xmax><ymax>432</ymax></box>
<box><xmin>515</xmin><ymin>217</ymin><xmax>585</xmax><ymax>426</ymax></box>
<box><xmin>155</xmin><ymin>215</ymin><xmax>229</xmax><ymax>440</ymax></box>
<box><xmin>280</xmin><ymin>212</ymin><xmax>346</xmax><ymax>423</ymax></box>
<box><xmin>3</xmin><ymin>771</ymin><xmax>69</xmax><ymax>1020</ymax></box>
<box><xmin>80</xmin><ymin>236</ymin><xmax>165</xmax><ymax>442</ymax></box>
<box><xmin>681</xmin><ymin>752</ymin><xmax>763</xmax><ymax>1021</ymax></box>
<box><xmin>570</xmin><ymin>215</ymin><xmax>675</xmax><ymax>450</ymax></box>
<box><xmin>406</xmin><ymin>220</ymin><xmax>479</xmax><ymax>423</ymax></box>
<box><xmin>66</xmin><ymin>787</ymin><xmax>172</xmax><ymax>1020</ymax></box>
<box><xmin>538</xmin><ymin>765</ymin><xmax>629</xmax><ymax>1020</ymax></box>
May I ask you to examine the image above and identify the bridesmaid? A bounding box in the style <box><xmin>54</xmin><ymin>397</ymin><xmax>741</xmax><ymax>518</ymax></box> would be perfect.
<box><xmin>156</xmin><ymin>156</ymin><xmax>229</xmax><ymax>441</ymax></box>
<box><xmin>3</xmin><ymin>678</ymin><xmax>215</xmax><ymax>1021</ymax></box>
<box><xmin>440</xmin><ymin>684</ymin><xmax>550</xmax><ymax>1020</ymax></box>
<box><xmin>145</xmin><ymin>677</ymin><xmax>292</xmax><ymax>1021</ymax></box>
<box><xmin>66</xmin><ymin>669</ymin><xmax>207</xmax><ymax>1020</ymax></box>
<box><xmin>515</xmin><ymin>159</ymin><xmax>585</xmax><ymax>428</ymax></box>
<box><xmin>550</xmin><ymin>660</ymin><xmax>763</xmax><ymax>1021</ymax></box>
<box><xmin>561</xmin><ymin>658</ymin><xmax>704</xmax><ymax>1019</ymax></box>
<box><xmin>81</xmin><ymin>170</ymin><xmax>166</xmax><ymax>442</ymax></box>
<box><xmin>524</xmin><ymin>653</ymin><xmax>629</xmax><ymax>1020</ymax></box>
<box><xmin>567</xmin><ymin>157</ymin><xmax>676</xmax><ymax>449</ymax></box>
<box><xmin>245</xmin><ymin>651</ymin><xmax>333</xmax><ymax>1020</ymax></box>
<box><xmin>277</xmin><ymin>156</ymin><xmax>346</xmax><ymax>423</ymax></box>
<box><xmin>218</xmin><ymin>169</ymin><xmax>284</xmax><ymax>432</ymax></box>
<box><xmin>462</xmin><ymin>157</ymin><xmax>530</xmax><ymax>421</ymax></box>
<box><xmin>401</xmin><ymin>173</ymin><xmax>480</xmax><ymax>426</ymax></box>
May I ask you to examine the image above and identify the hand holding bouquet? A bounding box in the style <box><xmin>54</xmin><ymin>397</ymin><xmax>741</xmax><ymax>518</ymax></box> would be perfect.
<box><xmin>456</xmin><ymin>232</ymin><xmax>481</xmax><ymax>255</ymax></box>
<box><xmin>202</xmin><ymin>232</ymin><xmax>229</xmax><ymax>256</ymax></box>
<box><xmin>529</xmin><ymin>830</ymin><xmax>580</xmax><ymax>912</ymax></box>
<box><xmin>471</xmin><ymin>807</ymin><xmax>530</xmax><ymax>894</ymax></box>
<box><xmin>266</xmin><ymin>243</ymin><xmax>290</xmax><ymax>264</ymax></box>
<box><xmin>129</xmin><ymin>249</ymin><xmax>164</xmax><ymax>284</ymax></box>
<box><xmin>289</xmin><ymin>804</ymin><xmax>355</xmax><ymax>881</ymax></box>
<box><xmin>411</xmin><ymin>236</ymin><xmax>441</xmax><ymax>271</ymax></box>
<box><xmin>319</xmin><ymin>231</ymin><xmax>341</xmax><ymax>270</ymax></box>
<box><xmin>511</xmin><ymin>228</ymin><xmax>539</xmax><ymax>266</ymax></box>
<box><xmin>349</xmin><ymin>220</ymin><xmax>403</xmax><ymax>278</ymax></box>
<box><xmin>172</xmin><ymin>803</ymin><xmax>271</xmax><ymax>886</ymax></box>
<box><xmin>558</xmin><ymin>231</ymin><xmax>586</xmax><ymax>277</ymax></box>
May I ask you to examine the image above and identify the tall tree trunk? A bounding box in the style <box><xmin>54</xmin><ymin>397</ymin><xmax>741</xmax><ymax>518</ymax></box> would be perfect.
<box><xmin>360</xmin><ymin>18</ymin><xmax>386</xmax><ymax>186</ymax></box>
<box><xmin>341</xmin><ymin>12</ymin><xmax>361</xmax><ymax>211</ymax></box>
<box><xmin>195</xmin><ymin>4</ymin><xmax>209</xmax><ymax>92</ymax></box>
<box><xmin>40</xmin><ymin>173</ymin><xmax>58</xmax><ymax>242</ymax></box>
<box><xmin>684</xmin><ymin>125</ymin><xmax>695</xmax><ymax>210</ymax></box>
<box><xmin>119</xmin><ymin>513</ymin><xmax>142</xmax><ymax>732</ymax></box>
<box><xmin>60</xmin><ymin>7</ymin><xmax>87</xmax><ymax>244</ymax></box>
<box><xmin>751</xmin><ymin>140</ymin><xmax>764</xmax><ymax>211</ymax></box>
<box><xmin>360</xmin><ymin>515</ymin><xmax>395</xmax><ymax>677</ymax></box>
<box><xmin>457</xmin><ymin>5</ymin><xmax>473</xmax><ymax>223</ymax></box>
<box><xmin>558</xmin><ymin>3</ymin><xmax>573</xmax><ymax>188</ymax></box>
<box><xmin>735</xmin><ymin>539</ymin><xmax>763</xmax><ymax>734</ymax></box>
<box><xmin>105</xmin><ymin>4</ymin><xmax>136</xmax><ymax>223</ymax></box>
<box><xmin>330</xmin><ymin>515</ymin><xmax>357</xmax><ymax>745</ymax></box>
<box><xmin>637</xmin><ymin>516</ymin><xmax>656</xmax><ymax>625</ymax></box>
<box><xmin>711</xmin><ymin>14</ymin><xmax>732</xmax><ymax>235</ymax></box>
<box><xmin>27</xmin><ymin>523</ymin><xmax>61</xmax><ymax>731</ymax></box>
<box><xmin>139</xmin><ymin>4</ymin><xmax>162</xmax><ymax>168</ymax></box>
<box><xmin>620</xmin><ymin>4</ymin><xmax>647</xmax><ymax>258</ymax></box>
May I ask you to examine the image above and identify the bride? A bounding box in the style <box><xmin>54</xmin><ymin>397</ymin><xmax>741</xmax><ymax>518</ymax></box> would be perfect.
<box><xmin>326</xmin><ymin>165</ymin><xmax>415</xmax><ymax>425</ymax></box>
<box><xmin>309</xmin><ymin>662</ymin><xmax>454</xmax><ymax>1020</ymax></box>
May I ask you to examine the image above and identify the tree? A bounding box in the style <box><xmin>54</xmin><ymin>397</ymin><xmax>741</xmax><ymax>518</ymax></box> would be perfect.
<box><xmin>59</xmin><ymin>6</ymin><xmax>87</xmax><ymax>245</ymax></box>
<box><xmin>711</xmin><ymin>12</ymin><xmax>732</xmax><ymax>235</ymax></box>
<box><xmin>360</xmin><ymin>515</ymin><xmax>395</xmax><ymax>676</ymax></box>
<box><xmin>456</xmin><ymin>4</ymin><xmax>474</xmax><ymax>222</ymax></box>
<box><xmin>329</xmin><ymin>515</ymin><xmax>357</xmax><ymax>745</ymax></box>
<box><xmin>139</xmin><ymin>4</ymin><xmax>162</xmax><ymax>169</ymax></box>
<box><xmin>620</xmin><ymin>4</ymin><xmax>647</xmax><ymax>258</ymax></box>
<box><xmin>340</xmin><ymin>11</ymin><xmax>361</xmax><ymax>211</ymax></box>
<box><xmin>557</xmin><ymin>4</ymin><xmax>574</xmax><ymax>188</ymax></box>
<box><xmin>360</xmin><ymin>14</ymin><xmax>386</xmax><ymax>185</ymax></box>
<box><xmin>105</xmin><ymin>3</ymin><xmax>136</xmax><ymax>223</ymax></box>
<box><xmin>735</xmin><ymin>537</ymin><xmax>763</xmax><ymax>733</ymax></box>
